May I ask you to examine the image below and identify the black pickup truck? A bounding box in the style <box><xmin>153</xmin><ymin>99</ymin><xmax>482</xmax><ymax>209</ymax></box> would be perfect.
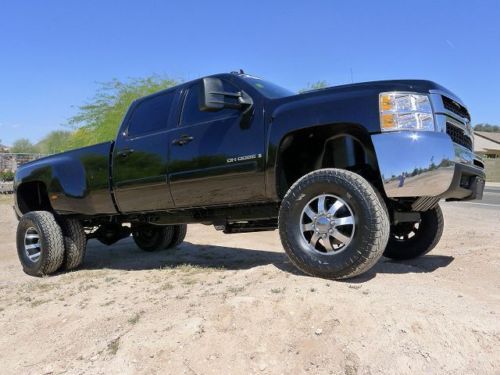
<box><xmin>14</xmin><ymin>72</ymin><xmax>485</xmax><ymax>279</ymax></box>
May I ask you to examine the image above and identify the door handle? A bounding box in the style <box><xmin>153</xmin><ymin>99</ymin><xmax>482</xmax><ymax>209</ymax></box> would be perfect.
<box><xmin>118</xmin><ymin>148</ymin><xmax>134</xmax><ymax>158</ymax></box>
<box><xmin>172</xmin><ymin>135</ymin><xmax>194</xmax><ymax>146</ymax></box>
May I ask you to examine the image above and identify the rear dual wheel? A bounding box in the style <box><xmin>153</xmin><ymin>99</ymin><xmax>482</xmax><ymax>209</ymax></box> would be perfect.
<box><xmin>17</xmin><ymin>211</ymin><xmax>65</xmax><ymax>276</ymax></box>
<box><xmin>17</xmin><ymin>212</ymin><xmax>86</xmax><ymax>276</ymax></box>
<box><xmin>132</xmin><ymin>224</ymin><xmax>187</xmax><ymax>252</ymax></box>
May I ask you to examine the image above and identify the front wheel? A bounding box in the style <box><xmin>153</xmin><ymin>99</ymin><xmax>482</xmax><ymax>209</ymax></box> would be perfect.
<box><xmin>383</xmin><ymin>205</ymin><xmax>444</xmax><ymax>260</ymax></box>
<box><xmin>279</xmin><ymin>169</ymin><xmax>390</xmax><ymax>280</ymax></box>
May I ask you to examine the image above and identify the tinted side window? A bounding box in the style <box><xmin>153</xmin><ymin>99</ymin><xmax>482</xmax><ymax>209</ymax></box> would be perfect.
<box><xmin>180</xmin><ymin>82</ymin><xmax>240</xmax><ymax>127</ymax></box>
<box><xmin>128</xmin><ymin>91</ymin><xmax>175</xmax><ymax>136</ymax></box>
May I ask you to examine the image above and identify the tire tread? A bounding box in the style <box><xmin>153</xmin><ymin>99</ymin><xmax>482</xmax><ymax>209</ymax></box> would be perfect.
<box><xmin>279</xmin><ymin>169</ymin><xmax>390</xmax><ymax>279</ymax></box>
<box><xmin>60</xmin><ymin>218</ymin><xmax>87</xmax><ymax>270</ymax></box>
<box><xmin>384</xmin><ymin>205</ymin><xmax>444</xmax><ymax>260</ymax></box>
<box><xmin>17</xmin><ymin>211</ymin><xmax>65</xmax><ymax>276</ymax></box>
<box><xmin>165</xmin><ymin>224</ymin><xmax>187</xmax><ymax>249</ymax></box>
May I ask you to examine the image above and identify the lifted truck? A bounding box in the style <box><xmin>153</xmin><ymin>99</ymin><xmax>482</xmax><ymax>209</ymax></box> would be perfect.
<box><xmin>14</xmin><ymin>72</ymin><xmax>485</xmax><ymax>279</ymax></box>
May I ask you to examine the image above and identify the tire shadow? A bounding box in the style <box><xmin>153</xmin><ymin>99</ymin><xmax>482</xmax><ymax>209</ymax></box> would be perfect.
<box><xmin>346</xmin><ymin>255</ymin><xmax>455</xmax><ymax>283</ymax></box>
<box><xmin>81</xmin><ymin>237</ymin><xmax>454</xmax><ymax>282</ymax></box>
<box><xmin>82</xmin><ymin>238</ymin><xmax>295</xmax><ymax>272</ymax></box>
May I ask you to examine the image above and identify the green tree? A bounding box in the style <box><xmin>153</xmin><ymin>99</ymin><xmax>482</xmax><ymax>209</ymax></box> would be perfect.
<box><xmin>10</xmin><ymin>138</ymin><xmax>39</xmax><ymax>154</ymax></box>
<box><xmin>0</xmin><ymin>170</ymin><xmax>15</xmax><ymax>181</ymax></box>
<box><xmin>37</xmin><ymin>130</ymin><xmax>73</xmax><ymax>154</ymax></box>
<box><xmin>67</xmin><ymin>75</ymin><xmax>180</xmax><ymax>148</ymax></box>
<box><xmin>474</xmin><ymin>123</ymin><xmax>500</xmax><ymax>132</ymax></box>
<box><xmin>299</xmin><ymin>80</ymin><xmax>329</xmax><ymax>93</ymax></box>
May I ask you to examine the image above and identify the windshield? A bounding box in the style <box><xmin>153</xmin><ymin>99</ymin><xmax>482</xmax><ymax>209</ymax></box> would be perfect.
<box><xmin>240</xmin><ymin>75</ymin><xmax>295</xmax><ymax>99</ymax></box>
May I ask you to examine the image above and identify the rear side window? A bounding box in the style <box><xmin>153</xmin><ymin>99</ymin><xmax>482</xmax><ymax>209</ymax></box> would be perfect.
<box><xmin>127</xmin><ymin>91</ymin><xmax>175</xmax><ymax>136</ymax></box>
<box><xmin>180</xmin><ymin>82</ymin><xmax>240</xmax><ymax>127</ymax></box>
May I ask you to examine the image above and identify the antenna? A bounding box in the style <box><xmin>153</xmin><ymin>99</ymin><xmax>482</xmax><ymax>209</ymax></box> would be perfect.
<box><xmin>350</xmin><ymin>68</ymin><xmax>354</xmax><ymax>83</ymax></box>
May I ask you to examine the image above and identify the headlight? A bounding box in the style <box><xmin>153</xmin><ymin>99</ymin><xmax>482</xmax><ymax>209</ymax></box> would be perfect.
<box><xmin>379</xmin><ymin>92</ymin><xmax>434</xmax><ymax>132</ymax></box>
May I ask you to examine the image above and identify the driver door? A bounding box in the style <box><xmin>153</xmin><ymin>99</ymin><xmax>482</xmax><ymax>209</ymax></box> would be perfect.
<box><xmin>167</xmin><ymin>80</ymin><xmax>266</xmax><ymax>208</ymax></box>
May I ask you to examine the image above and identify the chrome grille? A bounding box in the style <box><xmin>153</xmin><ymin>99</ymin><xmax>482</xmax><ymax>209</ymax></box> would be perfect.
<box><xmin>442</xmin><ymin>96</ymin><xmax>471</xmax><ymax>121</ymax></box>
<box><xmin>446</xmin><ymin>122</ymin><xmax>472</xmax><ymax>151</ymax></box>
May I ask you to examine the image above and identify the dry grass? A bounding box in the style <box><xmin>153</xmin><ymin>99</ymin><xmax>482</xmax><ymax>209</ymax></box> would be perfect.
<box><xmin>162</xmin><ymin>264</ymin><xmax>225</xmax><ymax>274</ymax></box>
<box><xmin>128</xmin><ymin>311</ymin><xmax>144</xmax><ymax>325</ymax></box>
<box><xmin>107</xmin><ymin>337</ymin><xmax>120</xmax><ymax>355</ymax></box>
<box><xmin>0</xmin><ymin>195</ymin><xmax>13</xmax><ymax>204</ymax></box>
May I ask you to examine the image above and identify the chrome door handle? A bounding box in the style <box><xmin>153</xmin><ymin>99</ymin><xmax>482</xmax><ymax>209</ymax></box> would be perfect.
<box><xmin>118</xmin><ymin>148</ymin><xmax>134</xmax><ymax>157</ymax></box>
<box><xmin>172</xmin><ymin>135</ymin><xmax>194</xmax><ymax>146</ymax></box>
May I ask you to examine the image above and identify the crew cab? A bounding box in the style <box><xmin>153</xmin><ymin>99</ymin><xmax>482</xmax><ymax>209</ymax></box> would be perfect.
<box><xmin>14</xmin><ymin>72</ymin><xmax>485</xmax><ymax>279</ymax></box>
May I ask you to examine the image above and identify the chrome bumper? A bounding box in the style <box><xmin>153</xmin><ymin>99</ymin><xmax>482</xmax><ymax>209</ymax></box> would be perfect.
<box><xmin>372</xmin><ymin>131</ymin><xmax>485</xmax><ymax>198</ymax></box>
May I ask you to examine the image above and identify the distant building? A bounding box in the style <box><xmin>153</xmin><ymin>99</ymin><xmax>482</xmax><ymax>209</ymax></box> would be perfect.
<box><xmin>474</xmin><ymin>131</ymin><xmax>500</xmax><ymax>159</ymax></box>
<box><xmin>0</xmin><ymin>144</ymin><xmax>10</xmax><ymax>153</ymax></box>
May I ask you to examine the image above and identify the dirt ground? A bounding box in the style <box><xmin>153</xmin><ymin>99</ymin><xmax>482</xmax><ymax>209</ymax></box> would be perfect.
<box><xmin>0</xmin><ymin>194</ymin><xmax>498</xmax><ymax>374</ymax></box>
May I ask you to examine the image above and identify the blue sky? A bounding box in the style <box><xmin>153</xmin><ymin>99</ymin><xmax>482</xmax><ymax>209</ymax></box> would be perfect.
<box><xmin>0</xmin><ymin>0</ymin><xmax>499</xmax><ymax>145</ymax></box>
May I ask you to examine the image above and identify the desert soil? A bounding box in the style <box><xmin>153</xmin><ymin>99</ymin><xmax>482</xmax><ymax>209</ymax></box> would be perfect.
<box><xmin>0</xmin><ymin>195</ymin><xmax>498</xmax><ymax>374</ymax></box>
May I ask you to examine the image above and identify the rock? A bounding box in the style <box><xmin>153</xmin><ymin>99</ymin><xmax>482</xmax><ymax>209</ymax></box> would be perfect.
<box><xmin>315</xmin><ymin>328</ymin><xmax>323</xmax><ymax>335</ymax></box>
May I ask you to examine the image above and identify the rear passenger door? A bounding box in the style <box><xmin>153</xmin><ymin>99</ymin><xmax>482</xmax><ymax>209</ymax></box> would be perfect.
<box><xmin>112</xmin><ymin>90</ymin><xmax>178</xmax><ymax>213</ymax></box>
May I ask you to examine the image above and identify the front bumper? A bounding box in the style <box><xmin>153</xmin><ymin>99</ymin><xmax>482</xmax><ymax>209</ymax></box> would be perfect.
<box><xmin>371</xmin><ymin>131</ymin><xmax>485</xmax><ymax>200</ymax></box>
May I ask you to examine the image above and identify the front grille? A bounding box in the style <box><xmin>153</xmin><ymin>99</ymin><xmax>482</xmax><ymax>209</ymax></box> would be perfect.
<box><xmin>442</xmin><ymin>96</ymin><xmax>470</xmax><ymax>121</ymax></box>
<box><xmin>446</xmin><ymin>123</ymin><xmax>473</xmax><ymax>151</ymax></box>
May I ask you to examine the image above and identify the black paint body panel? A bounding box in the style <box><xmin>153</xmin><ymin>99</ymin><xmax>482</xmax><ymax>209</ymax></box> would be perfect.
<box><xmin>14</xmin><ymin>142</ymin><xmax>116</xmax><ymax>215</ymax></box>
<box><xmin>14</xmin><ymin>75</ymin><xmax>455</xmax><ymax>218</ymax></box>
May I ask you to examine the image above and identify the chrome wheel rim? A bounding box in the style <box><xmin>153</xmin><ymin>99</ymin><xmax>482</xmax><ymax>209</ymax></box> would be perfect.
<box><xmin>300</xmin><ymin>194</ymin><xmax>355</xmax><ymax>255</ymax></box>
<box><xmin>24</xmin><ymin>227</ymin><xmax>41</xmax><ymax>263</ymax></box>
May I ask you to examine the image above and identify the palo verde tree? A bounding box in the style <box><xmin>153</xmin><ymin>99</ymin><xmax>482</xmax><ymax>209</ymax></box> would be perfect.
<box><xmin>36</xmin><ymin>130</ymin><xmax>73</xmax><ymax>154</ymax></box>
<box><xmin>10</xmin><ymin>138</ymin><xmax>39</xmax><ymax>154</ymax></box>
<box><xmin>67</xmin><ymin>75</ymin><xmax>180</xmax><ymax>148</ymax></box>
<box><xmin>299</xmin><ymin>80</ymin><xmax>329</xmax><ymax>93</ymax></box>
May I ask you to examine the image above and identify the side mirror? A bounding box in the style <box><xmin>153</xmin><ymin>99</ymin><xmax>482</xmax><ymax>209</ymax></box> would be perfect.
<box><xmin>200</xmin><ymin>77</ymin><xmax>253</xmax><ymax>112</ymax></box>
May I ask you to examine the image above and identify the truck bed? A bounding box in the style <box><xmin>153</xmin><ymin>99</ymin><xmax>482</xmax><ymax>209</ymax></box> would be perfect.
<box><xmin>15</xmin><ymin>142</ymin><xmax>117</xmax><ymax>216</ymax></box>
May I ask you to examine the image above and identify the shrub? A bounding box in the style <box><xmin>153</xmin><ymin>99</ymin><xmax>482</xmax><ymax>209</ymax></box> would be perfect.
<box><xmin>0</xmin><ymin>170</ymin><xmax>14</xmax><ymax>181</ymax></box>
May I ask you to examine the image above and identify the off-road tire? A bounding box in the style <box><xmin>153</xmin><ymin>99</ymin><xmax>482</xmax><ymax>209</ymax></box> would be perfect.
<box><xmin>279</xmin><ymin>168</ymin><xmax>390</xmax><ymax>279</ymax></box>
<box><xmin>384</xmin><ymin>205</ymin><xmax>444</xmax><ymax>260</ymax></box>
<box><xmin>59</xmin><ymin>218</ymin><xmax>87</xmax><ymax>270</ymax></box>
<box><xmin>165</xmin><ymin>224</ymin><xmax>187</xmax><ymax>249</ymax></box>
<box><xmin>16</xmin><ymin>211</ymin><xmax>65</xmax><ymax>276</ymax></box>
<box><xmin>132</xmin><ymin>224</ymin><xmax>174</xmax><ymax>252</ymax></box>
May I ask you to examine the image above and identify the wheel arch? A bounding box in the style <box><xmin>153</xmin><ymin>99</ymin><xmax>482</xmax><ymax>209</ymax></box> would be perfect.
<box><xmin>273</xmin><ymin>123</ymin><xmax>382</xmax><ymax>199</ymax></box>
<box><xmin>16</xmin><ymin>181</ymin><xmax>53</xmax><ymax>215</ymax></box>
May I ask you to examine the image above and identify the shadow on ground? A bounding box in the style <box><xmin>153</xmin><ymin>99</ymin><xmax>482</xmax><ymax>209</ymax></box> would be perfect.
<box><xmin>82</xmin><ymin>238</ymin><xmax>454</xmax><ymax>281</ymax></box>
<box><xmin>347</xmin><ymin>255</ymin><xmax>455</xmax><ymax>283</ymax></box>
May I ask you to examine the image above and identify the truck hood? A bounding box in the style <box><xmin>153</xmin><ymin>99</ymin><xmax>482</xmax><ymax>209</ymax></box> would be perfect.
<box><xmin>268</xmin><ymin>79</ymin><xmax>462</xmax><ymax>115</ymax></box>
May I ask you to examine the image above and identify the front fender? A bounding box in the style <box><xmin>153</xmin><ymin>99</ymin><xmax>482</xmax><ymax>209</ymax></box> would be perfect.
<box><xmin>265</xmin><ymin>91</ymin><xmax>380</xmax><ymax>200</ymax></box>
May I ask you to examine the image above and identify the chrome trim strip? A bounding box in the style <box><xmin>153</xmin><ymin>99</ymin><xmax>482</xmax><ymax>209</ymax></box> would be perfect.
<box><xmin>435</xmin><ymin>114</ymin><xmax>474</xmax><ymax>149</ymax></box>
<box><xmin>429</xmin><ymin>89</ymin><xmax>465</xmax><ymax>107</ymax></box>
<box><xmin>429</xmin><ymin>91</ymin><xmax>472</xmax><ymax>128</ymax></box>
